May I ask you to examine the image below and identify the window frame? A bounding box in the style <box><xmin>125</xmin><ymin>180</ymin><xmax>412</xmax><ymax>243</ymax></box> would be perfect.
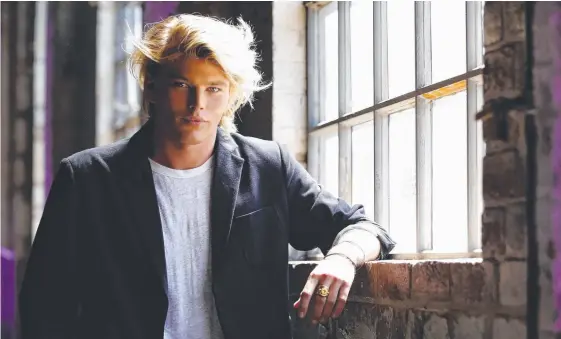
<box><xmin>306</xmin><ymin>1</ymin><xmax>484</xmax><ymax>258</ymax></box>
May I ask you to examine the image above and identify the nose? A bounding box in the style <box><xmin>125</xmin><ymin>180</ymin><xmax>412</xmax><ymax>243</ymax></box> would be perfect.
<box><xmin>187</xmin><ymin>87</ymin><xmax>205</xmax><ymax>112</ymax></box>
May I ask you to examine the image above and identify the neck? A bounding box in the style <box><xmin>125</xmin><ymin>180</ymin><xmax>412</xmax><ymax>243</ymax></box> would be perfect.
<box><xmin>151</xmin><ymin>129</ymin><xmax>217</xmax><ymax>170</ymax></box>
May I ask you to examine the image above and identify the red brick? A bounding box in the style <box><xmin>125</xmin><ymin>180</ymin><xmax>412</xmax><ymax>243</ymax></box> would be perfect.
<box><xmin>484</xmin><ymin>43</ymin><xmax>527</xmax><ymax>101</ymax></box>
<box><xmin>503</xmin><ymin>2</ymin><xmax>526</xmax><ymax>41</ymax></box>
<box><xmin>482</xmin><ymin>112</ymin><xmax>523</xmax><ymax>154</ymax></box>
<box><xmin>482</xmin><ymin>208</ymin><xmax>506</xmax><ymax>260</ymax></box>
<box><xmin>493</xmin><ymin>317</ymin><xmax>526</xmax><ymax>339</ymax></box>
<box><xmin>505</xmin><ymin>203</ymin><xmax>527</xmax><ymax>259</ymax></box>
<box><xmin>483</xmin><ymin>150</ymin><xmax>526</xmax><ymax>201</ymax></box>
<box><xmin>372</xmin><ymin>305</ymin><xmax>408</xmax><ymax>339</ymax></box>
<box><xmin>351</xmin><ymin>264</ymin><xmax>375</xmax><ymax>298</ymax></box>
<box><xmin>451</xmin><ymin>314</ymin><xmax>485</xmax><ymax>339</ymax></box>
<box><xmin>484</xmin><ymin>2</ymin><xmax>503</xmax><ymax>47</ymax></box>
<box><xmin>372</xmin><ymin>262</ymin><xmax>411</xmax><ymax>301</ymax></box>
<box><xmin>499</xmin><ymin>261</ymin><xmax>526</xmax><ymax>306</ymax></box>
<box><xmin>411</xmin><ymin>261</ymin><xmax>451</xmax><ymax>302</ymax></box>
<box><xmin>451</xmin><ymin>261</ymin><xmax>495</xmax><ymax>305</ymax></box>
<box><xmin>335</xmin><ymin>304</ymin><xmax>407</xmax><ymax>339</ymax></box>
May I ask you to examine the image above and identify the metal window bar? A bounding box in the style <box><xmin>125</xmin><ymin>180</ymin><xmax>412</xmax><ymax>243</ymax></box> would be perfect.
<box><xmin>306</xmin><ymin>8</ymin><xmax>321</xmax><ymax>180</ymax></box>
<box><xmin>415</xmin><ymin>1</ymin><xmax>433</xmax><ymax>252</ymax></box>
<box><xmin>373</xmin><ymin>1</ymin><xmax>389</xmax><ymax>232</ymax></box>
<box><xmin>338</xmin><ymin>1</ymin><xmax>352</xmax><ymax>202</ymax></box>
<box><xmin>466</xmin><ymin>1</ymin><xmax>484</xmax><ymax>251</ymax></box>
<box><xmin>308</xmin><ymin>68</ymin><xmax>483</xmax><ymax>134</ymax></box>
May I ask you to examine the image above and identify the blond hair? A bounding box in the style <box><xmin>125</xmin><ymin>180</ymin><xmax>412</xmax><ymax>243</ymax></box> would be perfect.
<box><xmin>128</xmin><ymin>14</ymin><xmax>271</xmax><ymax>133</ymax></box>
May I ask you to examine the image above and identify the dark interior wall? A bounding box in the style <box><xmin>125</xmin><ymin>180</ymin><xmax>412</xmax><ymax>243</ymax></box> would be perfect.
<box><xmin>50</xmin><ymin>2</ymin><xmax>97</xmax><ymax>169</ymax></box>
<box><xmin>1</xmin><ymin>1</ymin><xmax>35</xmax><ymax>261</ymax></box>
<box><xmin>176</xmin><ymin>1</ymin><xmax>274</xmax><ymax>140</ymax></box>
<box><xmin>1</xmin><ymin>3</ymin><xmax>36</xmax><ymax>336</ymax></box>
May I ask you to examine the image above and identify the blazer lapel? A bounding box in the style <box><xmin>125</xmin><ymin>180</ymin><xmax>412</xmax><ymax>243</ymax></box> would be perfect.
<box><xmin>118</xmin><ymin>120</ymin><xmax>167</xmax><ymax>293</ymax></box>
<box><xmin>210</xmin><ymin>128</ymin><xmax>244</xmax><ymax>270</ymax></box>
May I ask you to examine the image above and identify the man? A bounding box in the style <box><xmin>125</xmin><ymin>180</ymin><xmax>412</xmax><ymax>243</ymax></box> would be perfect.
<box><xmin>19</xmin><ymin>14</ymin><xmax>395</xmax><ymax>339</ymax></box>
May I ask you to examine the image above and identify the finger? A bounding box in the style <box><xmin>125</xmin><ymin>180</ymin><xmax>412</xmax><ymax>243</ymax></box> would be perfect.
<box><xmin>296</xmin><ymin>272</ymin><xmax>320</xmax><ymax>319</ymax></box>
<box><xmin>319</xmin><ymin>279</ymin><xmax>343</xmax><ymax>323</ymax></box>
<box><xmin>311</xmin><ymin>276</ymin><xmax>333</xmax><ymax>324</ymax></box>
<box><xmin>293</xmin><ymin>299</ymin><xmax>300</xmax><ymax>309</ymax></box>
<box><xmin>331</xmin><ymin>281</ymin><xmax>351</xmax><ymax>319</ymax></box>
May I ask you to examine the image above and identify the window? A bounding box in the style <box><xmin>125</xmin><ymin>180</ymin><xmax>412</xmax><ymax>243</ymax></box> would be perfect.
<box><xmin>96</xmin><ymin>1</ymin><xmax>143</xmax><ymax>146</ymax></box>
<box><xmin>307</xmin><ymin>2</ymin><xmax>484</xmax><ymax>257</ymax></box>
<box><xmin>113</xmin><ymin>2</ymin><xmax>143</xmax><ymax>139</ymax></box>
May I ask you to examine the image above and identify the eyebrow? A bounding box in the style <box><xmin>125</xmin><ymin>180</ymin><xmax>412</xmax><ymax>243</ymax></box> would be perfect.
<box><xmin>168</xmin><ymin>74</ymin><xmax>228</xmax><ymax>87</ymax></box>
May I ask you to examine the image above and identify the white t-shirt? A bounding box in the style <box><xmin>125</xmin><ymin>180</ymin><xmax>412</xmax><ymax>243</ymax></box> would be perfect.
<box><xmin>149</xmin><ymin>156</ymin><xmax>224</xmax><ymax>339</ymax></box>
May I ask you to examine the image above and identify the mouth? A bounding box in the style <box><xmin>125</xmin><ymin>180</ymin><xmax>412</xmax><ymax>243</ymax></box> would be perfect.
<box><xmin>178</xmin><ymin>116</ymin><xmax>205</xmax><ymax>124</ymax></box>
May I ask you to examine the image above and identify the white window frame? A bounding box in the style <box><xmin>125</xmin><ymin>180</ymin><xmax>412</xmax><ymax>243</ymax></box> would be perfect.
<box><xmin>307</xmin><ymin>1</ymin><xmax>484</xmax><ymax>259</ymax></box>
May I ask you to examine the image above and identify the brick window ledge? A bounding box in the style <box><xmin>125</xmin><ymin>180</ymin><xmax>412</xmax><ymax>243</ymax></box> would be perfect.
<box><xmin>288</xmin><ymin>259</ymin><xmax>524</xmax><ymax>318</ymax></box>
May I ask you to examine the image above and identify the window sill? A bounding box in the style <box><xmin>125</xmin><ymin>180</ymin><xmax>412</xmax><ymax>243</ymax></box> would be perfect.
<box><xmin>289</xmin><ymin>257</ymin><xmax>523</xmax><ymax>317</ymax></box>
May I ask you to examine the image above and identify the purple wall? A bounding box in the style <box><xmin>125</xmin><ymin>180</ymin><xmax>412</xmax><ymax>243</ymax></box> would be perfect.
<box><xmin>143</xmin><ymin>2</ymin><xmax>179</xmax><ymax>24</ymax></box>
<box><xmin>550</xmin><ymin>10</ymin><xmax>561</xmax><ymax>332</ymax></box>
<box><xmin>1</xmin><ymin>248</ymin><xmax>15</xmax><ymax>326</ymax></box>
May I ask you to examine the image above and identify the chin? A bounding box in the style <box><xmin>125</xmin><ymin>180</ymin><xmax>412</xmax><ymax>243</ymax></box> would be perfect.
<box><xmin>177</xmin><ymin>125</ymin><xmax>216</xmax><ymax>145</ymax></box>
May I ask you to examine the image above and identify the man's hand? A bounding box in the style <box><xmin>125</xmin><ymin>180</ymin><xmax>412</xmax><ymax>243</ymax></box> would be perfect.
<box><xmin>293</xmin><ymin>255</ymin><xmax>356</xmax><ymax>324</ymax></box>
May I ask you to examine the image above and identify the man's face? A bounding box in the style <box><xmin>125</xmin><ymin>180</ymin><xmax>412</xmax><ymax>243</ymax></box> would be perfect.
<box><xmin>148</xmin><ymin>57</ymin><xmax>231</xmax><ymax>145</ymax></box>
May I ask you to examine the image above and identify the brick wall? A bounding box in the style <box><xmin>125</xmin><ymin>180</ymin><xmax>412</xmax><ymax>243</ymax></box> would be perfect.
<box><xmin>289</xmin><ymin>2</ymin><xmax>559</xmax><ymax>339</ymax></box>
<box><xmin>272</xmin><ymin>1</ymin><xmax>308</xmax><ymax>167</ymax></box>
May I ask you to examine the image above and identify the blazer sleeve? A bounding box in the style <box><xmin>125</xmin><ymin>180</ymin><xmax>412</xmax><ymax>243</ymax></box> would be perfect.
<box><xmin>19</xmin><ymin>159</ymin><xmax>80</xmax><ymax>339</ymax></box>
<box><xmin>278</xmin><ymin>144</ymin><xmax>396</xmax><ymax>260</ymax></box>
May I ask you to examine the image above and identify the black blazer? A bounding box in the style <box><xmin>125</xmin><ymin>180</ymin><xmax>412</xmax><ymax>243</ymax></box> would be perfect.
<box><xmin>19</xmin><ymin>119</ymin><xmax>395</xmax><ymax>339</ymax></box>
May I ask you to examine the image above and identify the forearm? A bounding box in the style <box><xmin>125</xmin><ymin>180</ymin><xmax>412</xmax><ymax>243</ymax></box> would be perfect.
<box><xmin>325</xmin><ymin>223</ymin><xmax>385</xmax><ymax>267</ymax></box>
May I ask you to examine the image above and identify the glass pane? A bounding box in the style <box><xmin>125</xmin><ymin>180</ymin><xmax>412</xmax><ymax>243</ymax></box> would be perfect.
<box><xmin>432</xmin><ymin>91</ymin><xmax>468</xmax><ymax>252</ymax></box>
<box><xmin>431</xmin><ymin>2</ymin><xmax>466</xmax><ymax>83</ymax></box>
<box><xmin>319</xmin><ymin>2</ymin><xmax>339</xmax><ymax>122</ymax></box>
<box><xmin>389</xmin><ymin>108</ymin><xmax>417</xmax><ymax>253</ymax></box>
<box><xmin>388</xmin><ymin>0</ymin><xmax>415</xmax><ymax>98</ymax></box>
<box><xmin>320</xmin><ymin>133</ymin><xmax>339</xmax><ymax>197</ymax></box>
<box><xmin>350</xmin><ymin>1</ymin><xmax>374</xmax><ymax>112</ymax></box>
<box><xmin>352</xmin><ymin>120</ymin><xmax>374</xmax><ymax>219</ymax></box>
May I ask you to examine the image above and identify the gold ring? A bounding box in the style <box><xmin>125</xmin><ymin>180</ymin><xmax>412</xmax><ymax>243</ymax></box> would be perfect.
<box><xmin>315</xmin><ymin>285</ymin><xmax>330</xmax><ymax>298</ymax></box>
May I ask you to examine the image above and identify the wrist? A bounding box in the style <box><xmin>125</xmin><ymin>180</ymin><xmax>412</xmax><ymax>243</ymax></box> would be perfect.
<box><xmin>326</xmin><ymin>241</ymin><xmax>365</xmax><ymax>268</ymax></box>
<box><xmin>324</xmin><ymin>253</ymin><xmax>357</xmax><ymax>269</ymax></box>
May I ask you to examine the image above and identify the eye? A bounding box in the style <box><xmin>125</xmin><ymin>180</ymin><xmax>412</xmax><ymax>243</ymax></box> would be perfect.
<box><xmin>172</xmin><ymin>81</ymin><xmax>188</xmax><ymax>88</ymax></box>
<box><xmin>208</xmin><ymin>87</ymin><xmax>221</xmax><ymax>93</ymax></box>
